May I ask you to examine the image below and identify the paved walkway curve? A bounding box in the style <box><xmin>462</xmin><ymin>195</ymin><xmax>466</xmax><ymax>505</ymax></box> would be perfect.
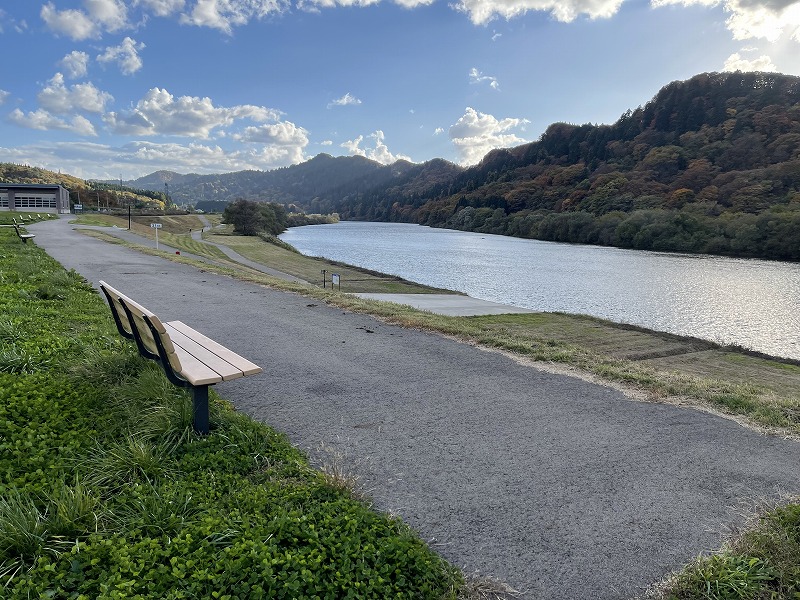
<box><xmin>28</xmin><ymin>217</ymin><xmax>800</xmax><ymax>600</ymax></box>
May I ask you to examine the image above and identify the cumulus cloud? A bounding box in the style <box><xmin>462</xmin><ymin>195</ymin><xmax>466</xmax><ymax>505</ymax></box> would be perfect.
<box><xmin>434</xmin><ymin>127</ymin><xmax>444</xmax><ymax>135</ymax></box>
<box><xmin>652</xmin><ymin>0</ymin><xmax>800</xmax><ymax>42</ymax></box>
<box><xmin>40</xmin><ymin>0</ymin><xmax>128</xmax><ymax>40</ymax></box>
<box><xmin>232</xmin><ymin>121</ymin><xmax>310</xmax><ymax>162</ymax></box>
<box><xmin>469</xmin><ymin>67</ymin><xmax>500</xmax><ymax>90</ymax></box>
<box><xmin>449</xmin><ymin>107</ymin><xmax>528</xmax><ymax>166</ymax></box>
<box><xmin>135</xmin><ymin>0</ymin><xmax>187</xmax><ymax>16</ymax></box>
<box><xmin>97</xmin><ymin>37</ymin><xmax>145</xmax><ymax>75</ymax></box>
<box><xmin>0</xmin><ymin>139</ymin><xmax>305</xmax><ymax>180</ymax></box>
<box><xmin>327</xmin><ymin>92</ymin><xmax>362</xmax><ymax>108</ymax></box>
<box><xmin>320</xmin><ymin>140</ymin><xmax>333</xmax><ymax>146</ymax></box>
<box><xmin>104</xmin><ymin>87</ymin><xmax>281</xmax><ymax>138</ymax></box>
<box><xmin>340</xmin><ymin>130</ymin><xmax>410</xmax><ymax>164</ymax></box>
<box><xmin>8</xmin><ymin>108</ymin><xmax>97</xmax><ymax>136</ymax></box>
<box><xmin>59</xmin><ymin>51</ymin><xmax>90</xmax><ymax>79</ymax></box>
<box><xmin>298</xmin><ymin>0</ymin><xmax>433</xmax><ymax>10</ymax></box>
<box><xmin>453</xmin><ymin>0</ymin><xmax>624</xmax><ymax>25</ymax></box>
<box><xmin>723</xmin><ymin>51</ymin><xmax>777</xmax><ymax>71</ymax></box>
<box><xmin>0</xmin><ymin>90</ymin><xmax>10</xmax><ymax>106</ymax></box>
<box><xmin>180</xmin><ymin>0</ymin><xmax>286</xmax><ymax>34</ymax></box>
<box><xmin>40</xmin><ymin>2</ymin><xmax>96</xmax><ymax>40</ymax></box>
<box><xmin>37</xmin><ymin>73</ymin><xmax>113</xmax><ymax>114</ymax></box>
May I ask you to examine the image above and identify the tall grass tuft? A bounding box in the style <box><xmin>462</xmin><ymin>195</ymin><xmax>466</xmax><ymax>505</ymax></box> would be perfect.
<box><xmin>0</xmin><ymin>347</ymin><xmax>44</xmax><ymax>374</ymax></box>
<box><xmin>0</xmin><ymin>490</ymin><xmax>49</xmax><ymax>588</ymax></box>
<box><xmin>44</xmin><ymin>477</ymin><xmax>103</xmax><ymax>539</ymax></box>
<box><xmin>80</xmin><ymin>434</ymin><xmax>180</xmax><ymax>493</ymax></box>
<box><xmin>0</xmin><ymin>490</ymin><xmax>48</xmax><ymax>563</ymax></box>
<box><xmin>109</xmin><ymin>483</ymin><xmax>200</xmax><ymax>538</ymax></box>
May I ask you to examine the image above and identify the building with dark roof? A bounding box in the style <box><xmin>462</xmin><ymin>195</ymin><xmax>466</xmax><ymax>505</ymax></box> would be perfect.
<box><xmin>0</xmin><ymin>183</ymin><xmax>70</xmax><ymax>214</ymax></box>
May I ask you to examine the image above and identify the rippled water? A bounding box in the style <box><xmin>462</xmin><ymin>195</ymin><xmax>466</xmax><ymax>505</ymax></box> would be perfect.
<box><xmin>280</xmin><ymin>222</ymin><xmax>800</xmax><ymax>360</ymax></box>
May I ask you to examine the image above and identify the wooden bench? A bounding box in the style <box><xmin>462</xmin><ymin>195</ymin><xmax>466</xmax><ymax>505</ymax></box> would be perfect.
<box><xmin>99</xmin><ymin>280</ymin><xmax>262</xmax><ymax>434</ymax></box>
<box><xmin>12</xmin><ymin>219</ymin><xmax>35</xmax><ymax>243</ymax></box>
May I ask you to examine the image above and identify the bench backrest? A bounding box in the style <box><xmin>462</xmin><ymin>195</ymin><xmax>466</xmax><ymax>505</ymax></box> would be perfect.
<box><xmin>99</xmin><ymin>280</ymin><xmax>183</xmax><ymax>375</ymax></box>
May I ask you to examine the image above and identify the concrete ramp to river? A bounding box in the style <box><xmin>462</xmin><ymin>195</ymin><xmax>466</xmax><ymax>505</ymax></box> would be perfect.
<box><xmin>354</xmin><ymin>293</ymin><xmax>536</xmax><ymax>316</ymax></box>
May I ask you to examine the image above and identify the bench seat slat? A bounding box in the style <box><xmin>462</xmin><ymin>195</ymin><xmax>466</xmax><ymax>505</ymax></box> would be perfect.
<box><xmin>166</xmin><ymin>320</ymin><xmax>262</xmax><ymax>376</ymax></box>
<box><xmin>171</xmin><ymin>346</ymin><xmax>224</xmax><ymax>386</ymax></box>
<box><xmin>164</xmin><ymin>323</ymin><xmax>245</xmax><ymax>381</ymax></box>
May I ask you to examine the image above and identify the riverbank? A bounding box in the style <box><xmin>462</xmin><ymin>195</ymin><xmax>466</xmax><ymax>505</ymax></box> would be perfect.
<box><xmin>70</xmin><ymin>214</ymin><xmax>800</xmax><ymax>439</ymax></box>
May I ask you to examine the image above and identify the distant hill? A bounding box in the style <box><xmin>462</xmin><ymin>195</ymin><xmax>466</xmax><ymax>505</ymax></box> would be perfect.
<box><xmin>0</xmin><ymin>163</ymin><xmax>168</xmax><ymax>210</ymax></box>
<box><xmin>127</xmin><ymin>154</ymin><xmax>402</xmax><ymax>210</ymax></box>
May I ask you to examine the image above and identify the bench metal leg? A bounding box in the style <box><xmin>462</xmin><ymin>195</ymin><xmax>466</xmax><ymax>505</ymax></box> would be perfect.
<box><xmin>192</xmin><ymin>386</ymin><xmax>210</xmax><ymax>435</ymax></box>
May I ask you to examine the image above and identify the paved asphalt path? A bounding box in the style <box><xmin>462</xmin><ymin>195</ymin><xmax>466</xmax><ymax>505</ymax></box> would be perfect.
<box><xmin>29</xmin><ymin>217</ymin><xmax>799</xmax><ymax>599</ymax></box>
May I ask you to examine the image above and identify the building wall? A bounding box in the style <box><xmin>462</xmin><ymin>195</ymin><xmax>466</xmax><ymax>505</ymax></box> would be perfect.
<box><xmin>0</xmin><ymin>185</ymin><xmax>70</xmax><ymax>214</ymax></box>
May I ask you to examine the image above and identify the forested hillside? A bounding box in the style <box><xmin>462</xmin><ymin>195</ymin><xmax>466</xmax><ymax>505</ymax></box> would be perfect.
<box><xmin>324</xmin><ymin>72</ymin><xmax>800</xmax><ymax>261</ymax></box>
<box><xmin>0</xmin><ymin>163</ymin><xmax>168</xmax><ymax>210</ymax></box>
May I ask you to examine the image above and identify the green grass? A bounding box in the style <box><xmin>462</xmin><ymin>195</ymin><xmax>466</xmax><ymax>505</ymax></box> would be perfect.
<box><xmin>0</xmin><ymin>227</ymin><xmax>464</xmax><ymax>599</ymax></box>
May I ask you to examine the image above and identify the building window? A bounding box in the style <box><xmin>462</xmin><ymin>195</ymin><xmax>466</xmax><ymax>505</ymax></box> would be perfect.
<box><xmin>15</xmin><ymin>195</ymin><xmax>57</xmax><ymax>208</ymax></box>
<box><xmin>0</xmin><ymin>193</ymin><xmax>8</xmax><ymax>208</ymax></box>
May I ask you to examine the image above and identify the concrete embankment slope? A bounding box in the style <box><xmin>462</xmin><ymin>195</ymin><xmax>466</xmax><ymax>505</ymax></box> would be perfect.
<box><xmin>28</xmin><ymin>217</ymin><xmax>800</xmax><ymax>600</ymax></box>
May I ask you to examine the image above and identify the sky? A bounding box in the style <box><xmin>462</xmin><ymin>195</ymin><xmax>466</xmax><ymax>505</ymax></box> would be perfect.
<box><xmin>1</xmin><ymin>0</ymin><xmax>799</xmax><ymax>181</ymax></box>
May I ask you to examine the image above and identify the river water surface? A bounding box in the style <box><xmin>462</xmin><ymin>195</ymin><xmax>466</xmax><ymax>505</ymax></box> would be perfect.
<box><xmin>280</xmin><ymin>222</ymin><xmax>800</xmax><ymax>360</ymax></box>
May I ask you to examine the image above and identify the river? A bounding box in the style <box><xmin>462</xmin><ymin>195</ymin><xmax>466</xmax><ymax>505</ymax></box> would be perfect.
<box><xmin>280</xmin><ymin>222</ymin><xmax>800</xmax><ymax>360</ymax></box>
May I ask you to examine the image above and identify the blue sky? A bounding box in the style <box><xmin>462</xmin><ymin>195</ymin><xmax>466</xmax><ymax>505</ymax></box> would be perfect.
<box><xmin>1</xmin><ymin>0</ymin><xmax>799</xmax><ymax>180</ymax></box>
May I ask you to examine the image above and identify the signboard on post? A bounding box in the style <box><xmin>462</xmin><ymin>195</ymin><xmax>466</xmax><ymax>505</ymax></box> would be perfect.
<box><xmin>331</xmin><ymin>273</ymin><xmax>340</xmax><ymax>290</ymax></box>
<box><xmin>151</xmin><ymin>223</ymin><xmax>162</xmax><ymax>250</ymax></box>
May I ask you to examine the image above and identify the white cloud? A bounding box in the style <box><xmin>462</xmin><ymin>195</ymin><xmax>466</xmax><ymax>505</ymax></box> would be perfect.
<box><xmin>59</xmin><ymin>51</ymin><xmax>90</xmax><ymax>79</ymax></box>
<box><xmin>231</xmin><ymin>121</ymin><xmax>310</xmax><ymax>163</ymax></box>
<box><xmin>105</xmin><ymin>87</ymin><xmax>281</xmax><ymax>138</ymax></box>
<box><xmin>340</xmin><ymin>130</ymin><xmax>410</xmax><ymax>164</ymax></box>
<box><xmin>0</xmin><ymin>139</ymin><xmax>305</xmax><ymax>180</ymax></box>
<box><xmin>233</xmin><ymin>121</ymin><xmax>309</xmax><ymax>144</ymax></box>
<box><xmin>40</xmin><ymin>2</ymin><xmax>97</xmax><ymax>40</ymax></box>
<box><xmin>135</xmin><ymin>0</ymin><xmax>187</xmax><ymax>16</ymax></box>
<box><xmin>469</xmin><ymin>67</ymin><xmax>500</xmax><ymax>90</ymax></box>
<box><xmin>8</xmin><ymin>109</ymin><xmax>97</xmax><ymax>136</ymax></box>
<box><xmin>85</xmin><ymin>0</ymin><xmax>128</xmax><ymax>30</ymax></box>
<box><xmin>38</xmin><ymin>73</ymin><xmax>113</xmax><ymax>115</ymax></box>
<box><xmin>434</xmin><ymin>127</ymin><xmax>444</xmax><ymax>135</ymax></box>
<box><xmin>723</xmin><ymin>51</ymin><xmax>777</xmax><ymax>71</ymax></box>
<box><xmin>449</xmin><ymin>107</ymin><xmax>528</xmax><ymax>166</ymax></box>
<box><xmin>327</xmin><ymin>92</ymin><xmax>362</xmax><ymax>108</ymax></box>
<box><xmin>652</xmin><ymin>0</ymin><xmax>800</xmax><ymax>42</ymax></box>
<box><xmin>299</xmin><ymin>0</ymin><xmax>432</xmax><ymax>10</ymax></box>
<box><xmin>40</xmin><ymin>0</ymin><xmax>128</xmax><ymax>40</ymax></box>
<box><xmin>97</xmin><ymin>37</ymin><xmax>145</xmax><ymax>75</ymax></box>
<box><xmin>180</xmin><ymin>0</ymin><xmax>286</xmax><ymax>34</ymax></box>
<box><xmin>453</xmin><ymin>0</ymin><xmax>624</xmax><ymax>25</ymax></box>
<box><xmin>0</xmin><ymin>90</ymin><xmax>10</xmax><ymax>106</ymax></box>
<box><xmin>320</xmin><ymin>140</ymin><xmax>333</xmax><ymax>146</ymax></box>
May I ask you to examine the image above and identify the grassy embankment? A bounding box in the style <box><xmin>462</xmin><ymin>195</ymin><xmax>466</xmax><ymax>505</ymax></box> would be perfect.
<box><xmin>66</xmin><ymin>213</ymin><xmax>800</xmax><ymax>598</ymax></box>
<box><xmin>72</xmin><ymin>214</ymin><xmax>800</xmax><ymax>439</ymax></box>
<box><xmin>73</xmin><ymin>214</ymin><xmax>448</xmax><ymax>294</ymax></box>
<box><xmin>0</xmin><ymin>225</ymin><xmax>467</xmax><ymax>598</ymax></box>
